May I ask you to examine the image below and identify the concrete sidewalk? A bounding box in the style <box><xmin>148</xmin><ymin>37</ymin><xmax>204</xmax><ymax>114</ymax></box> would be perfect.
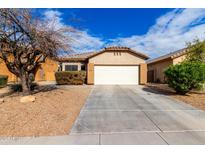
<box><xmin>2</xmin><ymin>131</ymin><xmax>205</xmax><ymax>145</ymax></box>
<box><xmin>0</xmin><ymin>132</ymin><xmax>166</xmax><ymax>145</ymax></box>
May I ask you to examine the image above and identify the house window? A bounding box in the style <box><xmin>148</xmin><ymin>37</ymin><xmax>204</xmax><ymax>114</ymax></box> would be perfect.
<box><xmin>65</xmin><ymin>65</ymin><xmax>78</xmax><ymax>71</ymax></box>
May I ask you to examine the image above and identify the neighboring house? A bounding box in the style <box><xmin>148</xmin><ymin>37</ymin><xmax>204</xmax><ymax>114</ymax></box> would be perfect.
<box><xmin>147</xmin><ymin>48</ymin><xmax>187</xmax><ymax>83</ymax></box>
<box><xmin>0</xmin><ymin>58</ymin><xmax>18</xmax><ymax>82</ymax></box>
<box><xmin>0</xmin><ymin>58</ymin><xmax>58</xmax><ymax>82</ymax></box>
<box><xmin>35</xmin><ymin>58</ymin><xmax>58</xmax><ymax>81</ymax></box>
<box><xmin>59</xmin><ymin>46</ymin><xmax>149</xmax><ymax>85</ymax></box>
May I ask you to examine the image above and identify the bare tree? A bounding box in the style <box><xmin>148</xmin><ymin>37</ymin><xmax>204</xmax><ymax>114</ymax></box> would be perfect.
<box><xmin>0</xmin><ymin>9</ymin><xmax>76</xmax><ymax>94</ymax></box>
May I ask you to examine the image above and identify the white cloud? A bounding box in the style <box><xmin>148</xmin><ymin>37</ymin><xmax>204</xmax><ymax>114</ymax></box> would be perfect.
<box><xmin>43</xmin><ymin>9</ymin><xmax>104</xmax><ymax>53</ymax></box>
<box><xmin>43</xmin><ymin>10</ymin><xmax>64</xmax><ymax>30</ymax></box>
<box><xmin>43</xmin><ymin>9</ymin><xmax>205</xmax><ymax>58</ymax></box>
<box><xmin>109</xmin><ymin>9</ymin><xmax>205</xmax><ymax>58</ymax></box>
<box><xmin>69</xmin><ymin>31</ymin><xmax>104</xmax><ymax>52</ymax></box>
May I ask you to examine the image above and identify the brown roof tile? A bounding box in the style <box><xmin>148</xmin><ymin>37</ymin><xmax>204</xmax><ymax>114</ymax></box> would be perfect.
<box><xmin>58</xmin><ymin>51</ymin><xmax>97</xmax><ymax>62</ymax></box>
<box><xmin>58</xmin><ymin>46</ymin><xmax>149</xmax><ymax>62</ymax></box>
<box><xmin>147</xmin><ymin>48</ymin><xmax>188</xmax><ymax>64</ymax></box>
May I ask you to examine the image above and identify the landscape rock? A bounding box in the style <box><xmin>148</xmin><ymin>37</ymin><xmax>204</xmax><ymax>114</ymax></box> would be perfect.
<box><xmin>0</xmin><ymin>98</ymin><xmax>4</xmax><ymax>104</ymax></box>
<box><xmin>20</xmin><ymin>95</ymin><xmax>36</xmax><ymax>103</ymax></box>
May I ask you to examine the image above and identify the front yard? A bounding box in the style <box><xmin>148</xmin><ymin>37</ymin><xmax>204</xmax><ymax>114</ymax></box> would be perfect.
<box><xmin>146</xmin><ymin>83</ymin><xmax>205</xmax><ymax>111</ymax></box>
<box><xmin>0</xmin><ymin>85</ymin><xmax>92</xmax><ymax>137</ymax></box>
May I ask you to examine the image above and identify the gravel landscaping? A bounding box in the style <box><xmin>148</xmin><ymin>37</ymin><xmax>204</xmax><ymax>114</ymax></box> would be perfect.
<box><xmin>0</xmin><ymin>85</ymin><xmax>92</xmax><ymax>137</ymax></box>
<box><xmin>146</xmin><ymin>83</ymin><xmax>205</xmax><ymax>111</ymax></box>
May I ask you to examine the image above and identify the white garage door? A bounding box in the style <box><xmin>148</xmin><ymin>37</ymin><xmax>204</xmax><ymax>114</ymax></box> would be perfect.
<box><xmin>94</xmin><ymin>66</ymin><xmax>139</xmax><ymax>85</ymax></box>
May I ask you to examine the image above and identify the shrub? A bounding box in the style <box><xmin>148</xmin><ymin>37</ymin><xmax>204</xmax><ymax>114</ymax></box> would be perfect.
<box><xmin>155</xmin><ymin>78</ymin><xmax>161</xmax><ymax>83</ymax></box>
<box><xmin>0</xmin><ymin>75</ymin><xmax>8</xmax><ymax>88</ymax></box>
<box><xmin>55</xmin><ymin>71</ymin><xmax>86</xmax><ymax>85</ymax></box>
<box><xmin>10</xmin><ymin>83</ymin><xmax>38</xmax><ymax>92</ymax></box>
<box><xmin>164</xmin><ymin>62</ymin><xmax>205</xmax><ymax>95</ymax></box>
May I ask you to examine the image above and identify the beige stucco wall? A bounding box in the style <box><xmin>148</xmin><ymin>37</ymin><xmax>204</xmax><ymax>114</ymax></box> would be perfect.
<box><xmin>173</xmin><ymin>55</ymin><xmax>186</xmax><ymax>64</ymax></box>
<box><xmin>0</xmin><ymin>59</ymin><xmax>18</xmax><ymax>82</ymax></box>
<box><xmin>87</xmin><ymin>63</ymin><xmax>94</xmax><ymax>84</ymax></box>
<box><xmin>89</xmin><ymin>51</ymin><xmax>145</xmax><ymax>65</ymax></box>
<box><xmin>35</xmin><ymin>58</ymin><xmax>58</xmax><ymax>81</ymax></box>
<box><xmin>147</xmin><ymin>54</ymin><xmax>186</xmax><ymax>83</ymax></box>
<box><xmin>147</xmin><ymin>58</ymin><xmax>173</xmax><ymax>83</ymax></box>
<box><xmin>139</xmin><ymin>63</ymin><xmax>147</xmax><ymax>84</ymax></box>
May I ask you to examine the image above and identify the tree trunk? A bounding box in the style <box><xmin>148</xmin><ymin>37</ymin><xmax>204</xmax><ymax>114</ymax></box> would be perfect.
<box><xmin>20</xmin><ymin>71</ymin><xmax>31</xmax><ymax>95</ymax></box>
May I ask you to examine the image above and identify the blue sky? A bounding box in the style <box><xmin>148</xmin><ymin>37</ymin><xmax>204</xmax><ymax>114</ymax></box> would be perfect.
<box><xmin>55</xmin><ymin>9</ymin><xmax>172</xmax><ymax>38</ymax></box>
<box><xmin>37</xmin><ymin>8</ymin><xmax>205</xmax><ymax>58</ymax></box>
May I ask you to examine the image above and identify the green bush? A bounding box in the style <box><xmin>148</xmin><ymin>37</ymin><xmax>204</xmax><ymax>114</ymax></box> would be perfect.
<box><xmin>164</xmin><ymin>62</ymin><xmax>205</xmax><ymax>95</ymax></box>
<box><xmin>0</xmin><ymin>75</ymin><xmax>8</xmax><ymax>88</ymax></box>
<box><xmin>55</xmin><ymin>71</ymin><xmax>86</xmax><ymax>85</ymax></box>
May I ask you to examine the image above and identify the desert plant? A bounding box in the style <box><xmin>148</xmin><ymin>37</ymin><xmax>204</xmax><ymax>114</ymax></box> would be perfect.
<box><xmin>164</xmin><ymin>61</ymin><xmax>205</xmax><ymax>95</ymax></box>
<box><xmin>0</xmin><ymin>75</ymin><xmax>8</xmax><ymax>88</ymax></box>
<box><xmin>55</xmin><ymin>71</ymin><xmax>86</xmax><ymax>85</ymax></box>
<box><xmin>186</xmin><ymin>39</ymin><xmax>205</xmax><ymax>63</ymax></box>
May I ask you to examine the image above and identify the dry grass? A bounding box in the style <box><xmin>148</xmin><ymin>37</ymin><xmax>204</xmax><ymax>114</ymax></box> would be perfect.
<box><xmin>146</xmin><ymin>83</ymin><xmax>205</xmax><ymax>111</ymax></box>
<box><xmin>0</xmin><ymin>85</ymin><xmax>92</xmax><ymax>137</ymax></box>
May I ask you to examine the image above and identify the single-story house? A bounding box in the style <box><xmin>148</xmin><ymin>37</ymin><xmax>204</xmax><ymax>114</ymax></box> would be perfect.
<box><xmin>147</xmin><ymin>48</ymin><xmax>187</xmax><ymax>83</ymax></box>
<box><xmin>0</xmin><ymin>46</ymin><xmax>149</xmax><ymax>85</ymax></box>
<box><xmin>59</xmin><ymin>47</ymin><xmax>149</xmax><ymax>85</ymax></box>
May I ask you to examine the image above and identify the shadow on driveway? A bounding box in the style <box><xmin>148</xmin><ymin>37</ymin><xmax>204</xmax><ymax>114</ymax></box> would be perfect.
<box><xmin>142</xmin><ymin>85</ymin><xmax>176</xmax><ymax>96</ymax></box>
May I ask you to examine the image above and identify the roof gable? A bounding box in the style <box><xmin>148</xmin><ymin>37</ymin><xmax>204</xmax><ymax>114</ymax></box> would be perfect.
<box><xmin>88</xmin><ymin>47</ymin><xmax>149</xmax><ymax>60</ymax></box>
<box><xmin>147</xmin><ymin>48</ymin><xmax>188</xmax><ymax>64</ymax></box>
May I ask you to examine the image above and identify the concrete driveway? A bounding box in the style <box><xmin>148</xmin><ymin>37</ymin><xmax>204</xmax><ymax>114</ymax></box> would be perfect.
<box><xmin>70</xmin><ymin>85</ymin><xmax>205</xmax><ymax>144</ymax></box>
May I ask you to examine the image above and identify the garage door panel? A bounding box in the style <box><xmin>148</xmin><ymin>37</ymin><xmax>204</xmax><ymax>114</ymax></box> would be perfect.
<box><xmin>94</xmin><ymin>66</ymin><xmax>139</xmax><ymax>85</ymax></box>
